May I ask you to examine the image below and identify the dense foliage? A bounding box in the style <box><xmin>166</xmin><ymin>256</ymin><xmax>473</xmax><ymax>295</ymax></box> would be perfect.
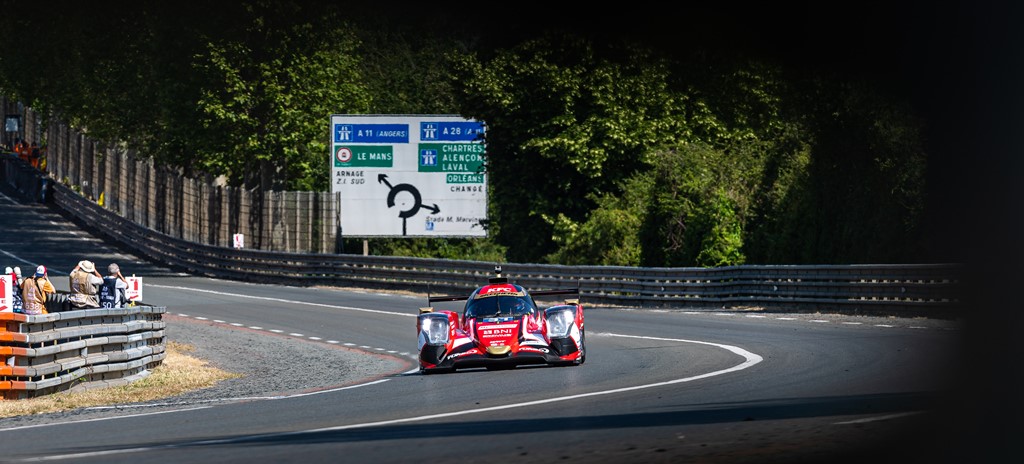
<box><xmin>0</xmin><ymin>1</ymin><xmax>931</xmax><ymax>266</ymax></box>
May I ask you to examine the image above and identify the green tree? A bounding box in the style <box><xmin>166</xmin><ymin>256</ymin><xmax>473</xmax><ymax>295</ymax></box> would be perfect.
<box><xmin>0</xmin><ymin>6</ymin><xmax>932</xmax><ymax>266</ymax></box>
<box><xmin>544</xmin><ymin>188</ymin><xmax>645</xmax><ymax>266</ymax></box>
<box><xmin>636</xmin><ymin>142</ymin><xmax>757</xmax><ymax>267</ymax></box>
<box><xmin>450</xmin><ymin>35</ymin><xmax>686</xmax><ymax>263</ymax></box>
<box><xmin>539</xmin><ymin>60</ymin><xmax>796</xmax><ymax>267</ymax></box>
<box><xmin>737</xmin><ymin>77</ymin><xmax>927</xmax><ymax>264</ymax></box>
<box><xmin>742</xmin><ymin>122</ymin><xmax>814</xmax><ymax>263</ymax></box>
<box><xmin>0</xmin><ymin>2</ymin><xmax>238</xmax><ymax>159</ymax></box>
<box><xmin>191</xmin><ymin>1</ymin><xmax>370</xmax><ymax>191</ymax></box>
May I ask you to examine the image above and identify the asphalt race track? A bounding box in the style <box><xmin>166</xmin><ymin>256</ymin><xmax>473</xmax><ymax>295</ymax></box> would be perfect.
<box><xmin>0</xmin><ymin>186</ymin><xmax>973</xmax><ymax>464</ymax></box>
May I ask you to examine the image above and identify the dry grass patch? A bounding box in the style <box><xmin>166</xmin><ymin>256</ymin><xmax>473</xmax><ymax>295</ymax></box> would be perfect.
<box><xmin>0</xmin><ymin>341</ymin><xmax>239</xmax><ymax>418</ymax></box>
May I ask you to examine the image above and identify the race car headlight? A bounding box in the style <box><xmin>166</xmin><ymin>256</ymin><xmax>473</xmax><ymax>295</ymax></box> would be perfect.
<box><xmin>420</xmin><ymin>314</ymin><xmax>450</xmax><ymax>346</ymax></box>
<box><xmin>545</xmin><ymin>307</ymin><xmax>576</xmax><ymax>339</ymax></box>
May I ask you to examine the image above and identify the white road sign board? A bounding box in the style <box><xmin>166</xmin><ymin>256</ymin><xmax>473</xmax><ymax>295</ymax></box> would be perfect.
<box><xmin>330</xmin><ymin>115</ymin><xmax>487</xmax><ymax>237</ymax></box>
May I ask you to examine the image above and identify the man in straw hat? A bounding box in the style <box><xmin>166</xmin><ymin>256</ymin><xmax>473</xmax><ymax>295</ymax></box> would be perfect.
<box><xmin>69</xmin><ymin>260</ymin><xmax>104</xmax><ymax>309</ymax></box>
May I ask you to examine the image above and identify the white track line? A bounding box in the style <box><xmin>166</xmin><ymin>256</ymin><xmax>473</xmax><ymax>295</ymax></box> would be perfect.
<box><xmin>5</xmin><ymin>333</ymin><xmax>763</xmax><ymax>461</ymax></box>
<box><xmin>148</xmin><ymin>284</ymin><xmax>413</xmax><ymax>317</ymax></box>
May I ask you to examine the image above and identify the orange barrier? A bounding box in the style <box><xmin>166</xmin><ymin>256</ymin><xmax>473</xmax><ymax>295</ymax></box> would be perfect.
<box><xmin>0</xmin><ymin>306</ymin><xmax>166</xmax><ymax>400</ymax></box>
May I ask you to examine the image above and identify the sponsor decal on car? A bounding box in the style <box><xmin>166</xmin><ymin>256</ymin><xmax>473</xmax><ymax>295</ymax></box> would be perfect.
<box><xmin>479</xmin><ymin>323</ymin><xmax>518</xmax><ymax>329</ymax></box>
<box><xmin>475</xmin><ymin>284</ymin><xmax>525</xmax><ymax>298</ymax></box>
<box><xmin>481</xmin><ymin>327</ymin><xmax>515</xmax><ymax>337</ymax></box>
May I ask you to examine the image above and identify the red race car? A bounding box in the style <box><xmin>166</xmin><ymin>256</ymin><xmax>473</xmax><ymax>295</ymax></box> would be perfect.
<box><xmin>416</xmin><ymin>266</ymin><xmax>585</xmax><ymax>374</ymax></box>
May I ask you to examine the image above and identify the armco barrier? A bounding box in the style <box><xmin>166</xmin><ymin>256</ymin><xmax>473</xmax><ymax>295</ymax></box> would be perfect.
<box><xmin>2</xmin><ymin>160</ymin><xmax>963</xmax><ymax>318</ymax></box>
<box><xmin>0</xmin><ymin>306</ymin><xmax>166</xmax><ymax>399</ymax></box>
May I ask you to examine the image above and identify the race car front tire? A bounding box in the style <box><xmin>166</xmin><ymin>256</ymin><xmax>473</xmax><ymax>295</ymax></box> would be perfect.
<box><xmin>421</xmin><ymin>366</ymin><xmax>454</xmax><ymax>374</ymax></box>
<box><xmin>576</xmin><ymin>330</ymin><xmax>586</xmax><ymax>364</ymax></box>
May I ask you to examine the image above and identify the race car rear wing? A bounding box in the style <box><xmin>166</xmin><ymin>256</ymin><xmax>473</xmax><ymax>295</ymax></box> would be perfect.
<box><xmin>426</xmin><ymin>287</ymin><xmax>579</xmax><ymax>304</ymax></box>
<box><xmin>425</xmin><ymin>264</ymin><xmax>581</xmax><ymax>306</ymax></box>
<box><xmin>428</xmin><ymin>287</ymin><xmax>582</xmax><ymax>307</ymax></box>
<box><xmin>427</xmin><ymin>294</ymin><xmax>471</xmax><ymax>304</ymax></box>
<box><xmin>528</xmin><ymin>288</ymin><xmax>579</xmax><ymax>298</ymax></box>
<box><xmin>528</xmin><ymin>288</ymin><xmax>580</xmax><ymax>305</ymax></box>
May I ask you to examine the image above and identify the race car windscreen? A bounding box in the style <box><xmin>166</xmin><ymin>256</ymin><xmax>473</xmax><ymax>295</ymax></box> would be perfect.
<box><xmin>465</xmin><ymin>295</ymin><xmax>537</xmax><ymax>318</ymax></box>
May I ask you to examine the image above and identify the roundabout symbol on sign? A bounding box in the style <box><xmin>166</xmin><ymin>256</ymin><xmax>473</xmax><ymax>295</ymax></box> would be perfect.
<box><xmin>335</xmin><ymin>146</ymin><xmax>352</xmax><ymax>163</ymax></box>
<box><xmin>378</xmin><ymin>174</ymin><xmax>440</xmax><ymax>236</ymax></box>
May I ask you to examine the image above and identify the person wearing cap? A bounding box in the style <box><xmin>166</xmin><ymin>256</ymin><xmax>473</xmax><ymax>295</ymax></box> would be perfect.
<box><xmin>69</xmin><ymin>260</ymin><xmax>104</xmax><ymax>309</ymax></box>
<box><xmin>99</xmin><ymin>263</ymin><xmax>129</xmax><ymax>308</ymax></box>
<box><xmin>21</xmin><ymin>265</ymin><xmax>55</xmax><ymax>315</ymax></box>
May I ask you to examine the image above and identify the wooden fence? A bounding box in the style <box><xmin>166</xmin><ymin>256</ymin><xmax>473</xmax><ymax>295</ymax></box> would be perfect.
<box><xmin>1</xmin><ymin>96</ymin><xmax>340</xmax><ymax>254</ymax></box>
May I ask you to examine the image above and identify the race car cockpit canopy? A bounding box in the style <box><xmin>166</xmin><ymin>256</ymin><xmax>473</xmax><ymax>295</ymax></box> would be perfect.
<box><xmin>465</xmin><ymin>284</ymin><xmax>536</xmax><ymax>318</ymax></box>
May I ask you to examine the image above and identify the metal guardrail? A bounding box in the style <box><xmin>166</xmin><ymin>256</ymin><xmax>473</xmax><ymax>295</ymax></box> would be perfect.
<box><xmin>0</xmin><ymin>306</ymin><xmax>167</xmax><ymax>399</ymax></box>
<box><xmin>47</xmin><ymin>179</ymin><xmax>963</xmax><ymax>318</ymax></box>
<box><xmin>1</xmin><ymin>158</ymin><xmax>964</xmax><ymax>318</ymax></box>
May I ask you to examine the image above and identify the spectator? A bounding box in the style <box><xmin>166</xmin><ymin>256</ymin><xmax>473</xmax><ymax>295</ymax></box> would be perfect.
<box><xmin>29</xmin><ymin>142</ymin><xmax>40</xmax><ymax>169</ymax></box>
<box><xmin>68</xmin><ymin>260</ymin><xmax>103</xmax><ymax>309</ymax></box>
<box><xmin>4</xmin><ymin>267</ymin><xmax>13</xmax><ymax>311</ymax></box>
<box><xmin>20</xmin><ymin>265</ymin><xmax>55</xmax><ymax>315</ymax></box>
<box><xmin>15</xmin><ymin>139</ymin><xmax>29</xmax><ymax>163</ymax></box>
<box><xmin>6</xmin><ymin>266</ymin><xmax>24</xmax><ymax>313</ymax></box>
<box><xmin>99</xmin><ymin>263</ymin><xmax>129</xmax><ymax>308</ymax></box>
